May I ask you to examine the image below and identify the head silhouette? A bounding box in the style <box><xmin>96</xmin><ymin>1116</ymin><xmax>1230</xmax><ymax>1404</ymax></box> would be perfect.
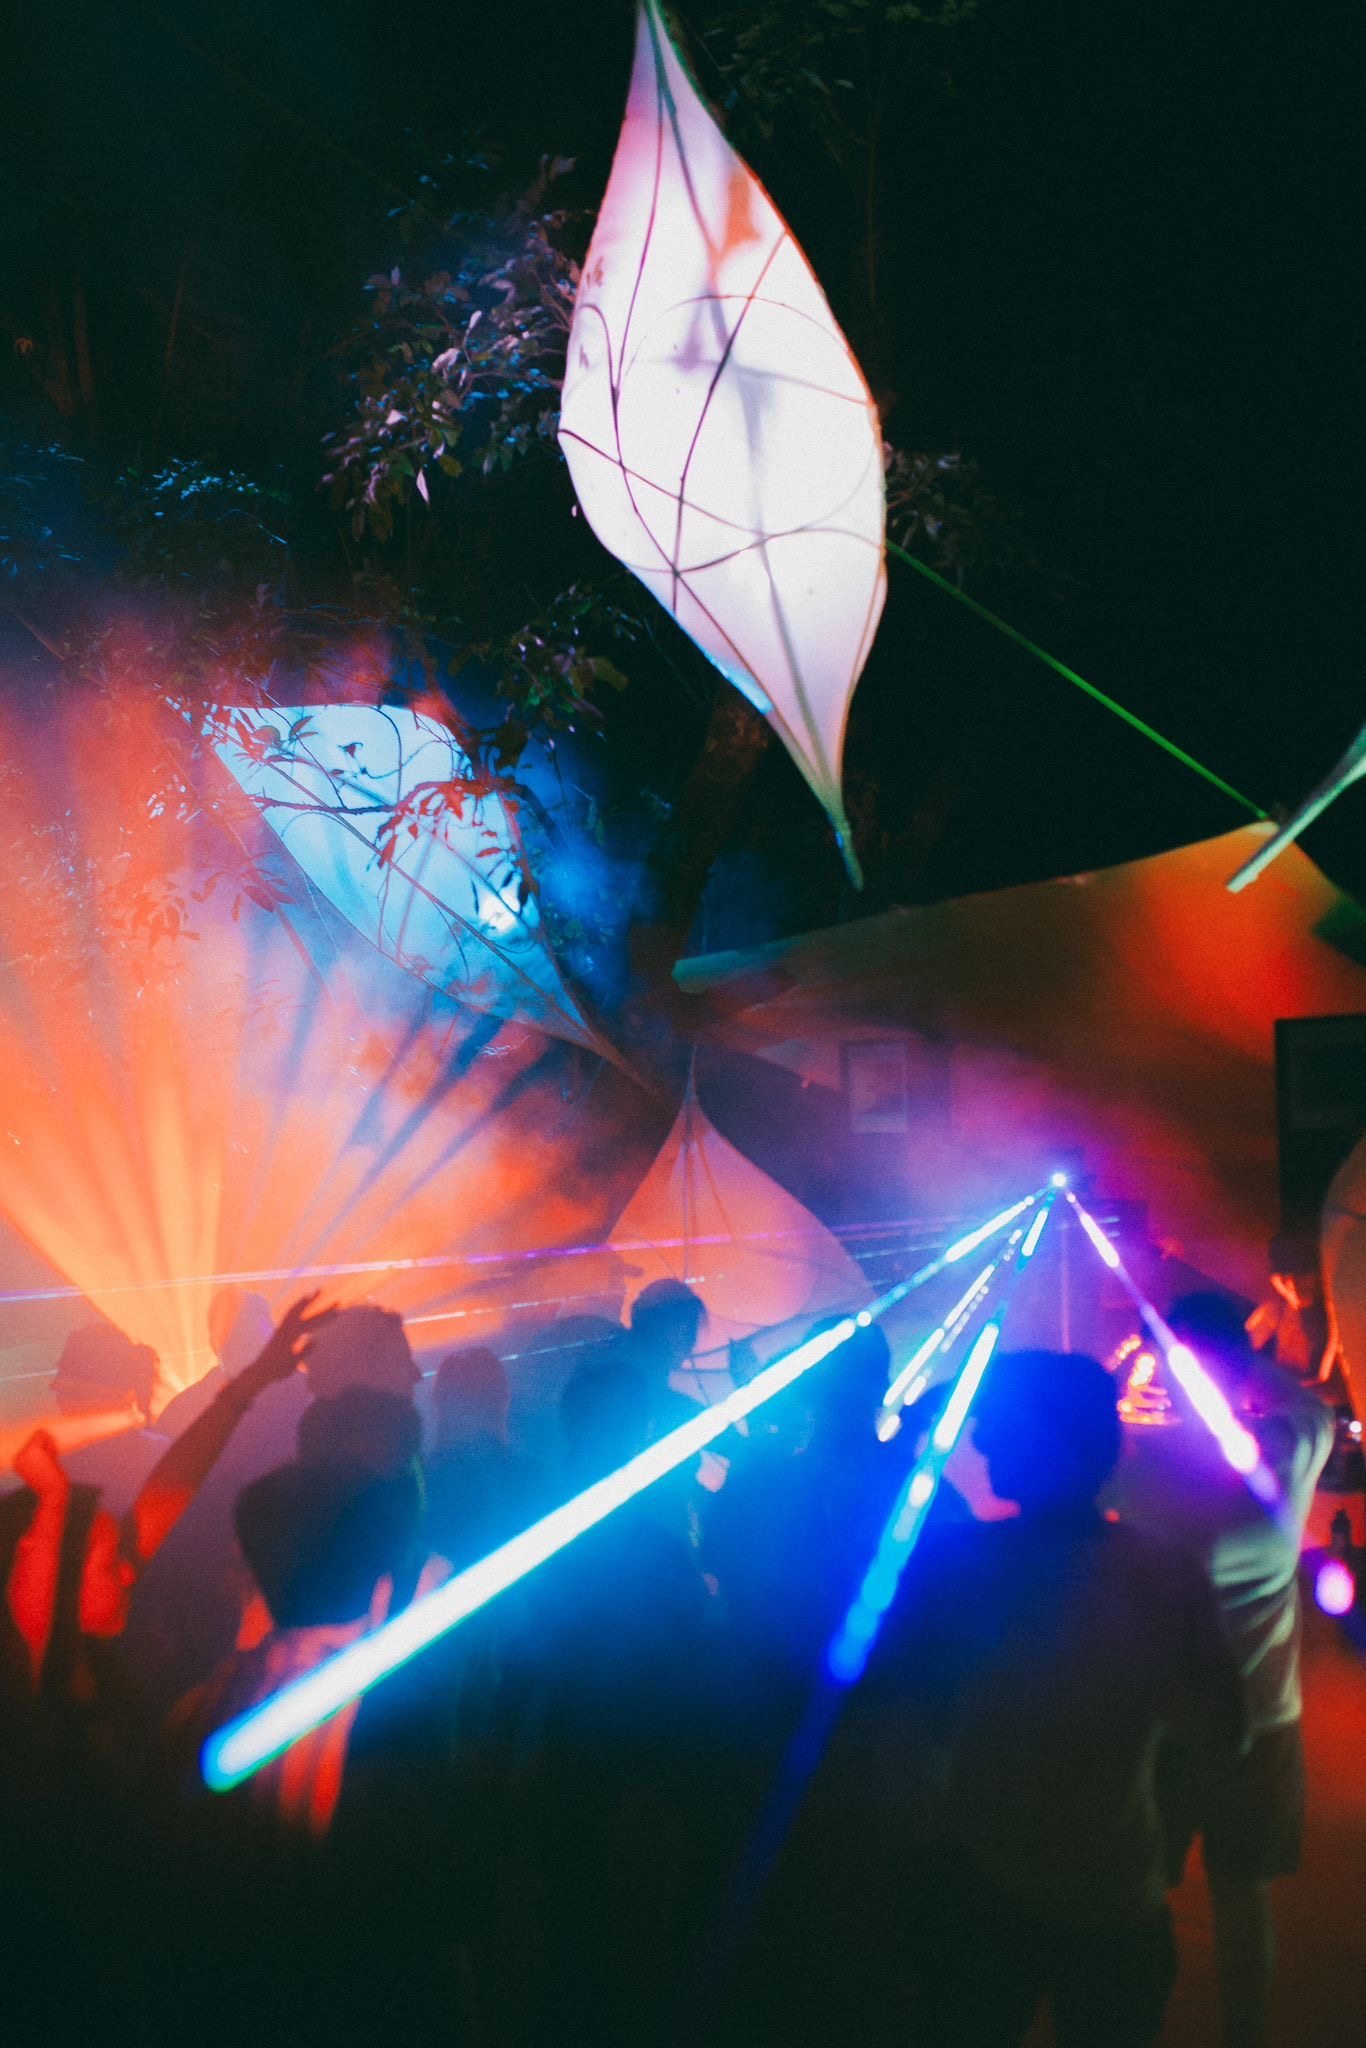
<box><xmin>297</xmin><ymin>1386</ymin><xmax>423</xmax><ymax>1480</ymax></box>
<box><xmin>303</xmin><ymin>1304</ymin><xmax>418</xmax><ymax>1401</ymax></box>
<box><xmin>433</xmin><ymin>1345</ymin><xmax>510</xmax><ymax>1444</ymax></box>
<box><xmin>629</xmin><ymin>1280</ymin><xmax>705</xmax><ymax>1375</ymax></box>
<box><xmin>53</xmin><ymin>1325</ymin><xmax>158</xmax><ymax>1424</ymax></box>
<box><xmin>972</xmin><ymin>1350</ymin><xmax>1121</xmax><ymax>1512</ymax></box>
<box><xmin>234</xmin><ymin>1462</ymin><xmax>419</xmax><ymax>1629</ymax></box>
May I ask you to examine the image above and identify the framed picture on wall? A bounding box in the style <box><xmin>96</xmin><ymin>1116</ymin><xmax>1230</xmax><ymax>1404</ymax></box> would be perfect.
<box><xmin>843</xmin><ymin>1039</ymin><xmax>909</xmax><ymax>1133</ymax></box>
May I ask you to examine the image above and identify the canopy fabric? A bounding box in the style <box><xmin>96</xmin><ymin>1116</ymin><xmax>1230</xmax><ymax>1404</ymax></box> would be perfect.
<box><xmin>680</xmin><ymin>826</ymin><xmax>1366</xmax><ymax>1298</ymax></box>
<box><xmin>214</xmin><ymin>704</ymin><xmax>611</xmax><ymax>1056</ymax></box>
<box><xmin>0</xmin><ymin>691</ymin><xmax>653</xmax><ymax>1400</ymax></box>
<box><xmin>559</xmin><ymin>0</ymin><xmax>886</xmax><ymax>883</ymax></box>
<box><xmin>1324</xmin><ymin>1134</ymin><xmax>1366</xmax><ymax>1392</ymax></box>
<box><xmin>609</xmin><ymin>1083</ymin><xmax>871</xmax><ymax>1356</ymax></box>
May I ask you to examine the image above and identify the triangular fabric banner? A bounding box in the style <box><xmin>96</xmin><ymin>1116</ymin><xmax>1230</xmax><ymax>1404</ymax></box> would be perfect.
<box><xmin>213</xmin><ymin>703</ymin><xmax>610</xmax><ymax>1054</ymax></box>
<box><xmin>1228</xmin><ymin>718</ymin><xmax>1366</xmax><ymax>892</ymax></box>
<box><xmin>559</xmin><ymin>0</ymin><xmax>886</xmax><ymax>884</ymax></box>
<box><xmin>609</xmin><ymin>1082</ymin><xmax>870</xmax><ymax>1357</ymax></box>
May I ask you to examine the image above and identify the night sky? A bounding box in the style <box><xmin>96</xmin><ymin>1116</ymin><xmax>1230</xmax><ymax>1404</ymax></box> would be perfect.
<box><xmin>5</xmin><ymin>0</ymin><xmax>1362</xmax><ymax>941</ymax></box>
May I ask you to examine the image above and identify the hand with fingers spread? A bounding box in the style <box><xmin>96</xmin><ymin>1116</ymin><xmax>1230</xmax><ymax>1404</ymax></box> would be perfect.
<box><xmin>12</xmin><ymin>1428</ymin><xmax>73</xmax><ymax>1503</ymax></box>
<box><xmin>234</xmin><ymin>1294</ymin><xmax>340</xmax><ymax>1402</ymax></box>
<box><xmin>125</xmin><ymin>1295</ymin><xmax>340</xmax><ymax>1568</ymax></box>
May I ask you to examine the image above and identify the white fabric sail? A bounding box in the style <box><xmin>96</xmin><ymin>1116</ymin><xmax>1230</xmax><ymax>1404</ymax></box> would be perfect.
<box><xmin>609</xmin><ymin>1082</ymin><xmax>871</xmax><ymax>1359</ymax></box>
<box><xmin>559</xmin><ymin>0</ymin><xmax>886</xmax><ymax>884</ymax></box>
<box><xmin>1228</xmin><ymin>719</ymin><xmax>1366</xmax><ymax>892</ymax></box>
<box><xmin>213</xmin><ymin>703</ymin><xmax>608</xmax><ymax>1053</ymax></box>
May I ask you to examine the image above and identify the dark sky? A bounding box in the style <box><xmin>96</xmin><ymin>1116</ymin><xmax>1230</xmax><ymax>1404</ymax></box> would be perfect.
<box><xmin>5</xmin><ymin>0</ymin><xmax>1362</xmax><ymax>935</ymax></box>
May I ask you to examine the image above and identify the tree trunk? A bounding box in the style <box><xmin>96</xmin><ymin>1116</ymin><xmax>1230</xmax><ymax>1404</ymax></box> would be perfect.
<box><xmin>617</xmin><ymin>684</ymin><xmax>772</xmax><ymax>1080</ymax></box>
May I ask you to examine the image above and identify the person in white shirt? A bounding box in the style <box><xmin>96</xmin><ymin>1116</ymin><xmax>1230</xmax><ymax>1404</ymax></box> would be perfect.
<box><xmin>1110</xmin><ymin>1292</ymin><xmax>1334</xmax><ymax>2048</ymax></box>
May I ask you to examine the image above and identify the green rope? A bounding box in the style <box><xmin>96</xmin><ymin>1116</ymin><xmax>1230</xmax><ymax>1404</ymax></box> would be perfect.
<box><xmin>887</xmin><ymin>540</ymin><xmax>1267</xmax><ymax>821</ymax></box>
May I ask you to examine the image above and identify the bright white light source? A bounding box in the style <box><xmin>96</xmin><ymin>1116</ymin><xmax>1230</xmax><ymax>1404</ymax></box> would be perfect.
<box><xmin>1050</xmin><ymin>1171</ymin><xmax>1069</xmax><ymax>1189</ymax></box>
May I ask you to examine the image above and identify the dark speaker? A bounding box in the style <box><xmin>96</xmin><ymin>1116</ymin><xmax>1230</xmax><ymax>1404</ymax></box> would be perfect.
<box><xmin>1275</xmin><ymin>1015</ymin><xmax>1366</xmax><ymax>1233</ymax></box>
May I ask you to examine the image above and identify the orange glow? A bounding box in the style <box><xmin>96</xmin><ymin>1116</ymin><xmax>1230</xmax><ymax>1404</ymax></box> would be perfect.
<box><xmin>0</xmin><ymin>679</ymin><xmax>648</xmax><ymax>1423</ymax></box>
<box><xmin>0</xmin><ymin>1403</ymin><xmax>147</xmax><ymax>1474</ymax></box>
<box><xmin>1130</xmin><ymin>1351</ymin><xmax>1156</xmax><ymax>1388</ymax></box>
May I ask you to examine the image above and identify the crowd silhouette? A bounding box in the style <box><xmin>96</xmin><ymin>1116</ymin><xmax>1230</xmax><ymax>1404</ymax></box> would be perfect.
<box><xmin>0</xmin><ymin>1270</ymin><xmax>1334</xmax><ymax>2046</ymax></box>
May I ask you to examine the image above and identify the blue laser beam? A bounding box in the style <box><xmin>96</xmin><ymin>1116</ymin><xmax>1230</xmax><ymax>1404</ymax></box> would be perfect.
<box><xmin>203</xmin><ymin>1188</ymin><xmax>1045</xmax><ymax>1789</ymax></box>
<box><xmin>875</xmin><ymin>1250</ymin><xmax>1010</xmax><ymax>1439</ymax></box>
<box><xmin>828</xmin><ymin>1318</ymin><xmax>1003</xmax><ymax>1684</ymax></box>
<box><xmin>941</xmin><ymin>1194</ymin><xmax>1036</xmax><ymax>1267</ymax></box>
<box><xmin>827</xmin><ymin>1195</ymin><xmax>1057</xmax><ymax>1685</ymax></box>
<box><xmin>1020</xmin><ymin>1203</ymin><xmax>1050</xmax><ymax>1258</ymax></box>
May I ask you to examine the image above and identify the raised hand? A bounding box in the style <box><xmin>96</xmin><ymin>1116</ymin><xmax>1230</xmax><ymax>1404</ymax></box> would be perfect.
<box><xmin>12</xmin><ymin>1428</ymin><xmax>72</xmax><ymax>1501</ymax></box>
<box><xmin>236</xmin><ymin>1293</ymin><xmax>340</xmax><ymax>1396</ymax></box>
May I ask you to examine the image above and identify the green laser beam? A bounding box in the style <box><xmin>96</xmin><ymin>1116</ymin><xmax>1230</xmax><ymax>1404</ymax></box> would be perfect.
<box><xmin>886</xmin><ymin>540</ymin><xmax>1267</xmax><ymax>821</ymax></box>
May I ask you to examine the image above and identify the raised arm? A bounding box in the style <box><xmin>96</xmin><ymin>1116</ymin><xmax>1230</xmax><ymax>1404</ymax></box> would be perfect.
<box><xmin>6</xmin><ymin>1431</ymin><xmax>74</xmax><ymax>1689</ymax></box>
<box><xmin>124</xmin><ymin>1295</ymin><xmax>336</xmax><ymax>1566</ymax></box>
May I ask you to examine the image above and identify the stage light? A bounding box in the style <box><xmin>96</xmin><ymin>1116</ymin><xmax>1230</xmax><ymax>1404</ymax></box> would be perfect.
<box><xmin>203</xmin><ymin>1185</ymin><xmax>1044</xmax><ymax>1789</ymax></box>
<box><xmin>1314</xmin><ymin>1556</ymin><xmax>1356</xmax><ymax>1617</ymax></box>
<box><xmin>1050</xmin><ymin>1171</ymin><xmax>1069</xmax><ymax>1189</ymax></box>
<box><xmin>883</xmin><ymin>1327</ymin><xmax>950</xmax><ymax>1415</ymax></box>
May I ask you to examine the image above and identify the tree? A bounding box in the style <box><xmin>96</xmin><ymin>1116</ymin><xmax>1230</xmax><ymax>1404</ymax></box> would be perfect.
<box><xmin>4</xmin><ymin>6</ymin><xmax>1000</xmax><ymax>1099</ymax></box>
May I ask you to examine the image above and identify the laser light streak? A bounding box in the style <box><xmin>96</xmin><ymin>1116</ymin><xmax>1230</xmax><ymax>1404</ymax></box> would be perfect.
<box><xmin>205</xmin><ymin>1187</ymin><xmax>1044</xmax><ymax>1789</ymax></box>
<box><xmin>1072</xmin><ymin>1203</ymin><xmax>1121</xmax><ymax>1269</ymax></box>
<box><xmin>876</xmin><ymin>1250</ymin><xmax>1009</xmax><ymax>1439</ymax></box>
<box><xmin>932</xmin><ymin>1319</ymin><xmax>1003</xmax><ymax>1453</ymax></box>
<box><xmin>943</xmin><ymin>1195</ymin><xmax>1036</xmax><ymax>1267</ymax></box>
<box><xmin>1020</xmin><ymin>1205</ymin><xmax>1050</xmax><ymax>1258</ymax></box>
<box><xmin>1066</xmin><ymin>1194</ymin><xmax>1275</xmax><ymax>1503</ymax></box>
<box><xmin>828</xmin><ymin>1318</ymin><xmax>1004</xmax><ymax>1685</ymax></box>
<box><xmin>828</xmin><ymin>1192</ymin><xmax>1057</xmax><ymax>1686</ymax></box>
<box><xmin>205</xmin><ymin>1311</ymin><xmax>855</xmax><ymax>1789</ymax></box>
